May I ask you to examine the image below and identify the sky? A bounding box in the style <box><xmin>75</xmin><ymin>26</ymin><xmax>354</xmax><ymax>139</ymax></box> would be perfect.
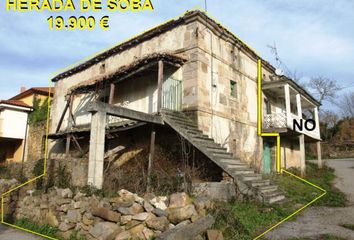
<box><xmin>0</xmin><ymin>0</ymin><xmax>354</xmax><ymax>112</ymax></box>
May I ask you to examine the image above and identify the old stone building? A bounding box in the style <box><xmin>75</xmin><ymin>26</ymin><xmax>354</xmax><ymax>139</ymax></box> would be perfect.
<box><xmin>48</xmin><ymin>10</ymin><xmax>321</xmax><ymax>203</ymax></box>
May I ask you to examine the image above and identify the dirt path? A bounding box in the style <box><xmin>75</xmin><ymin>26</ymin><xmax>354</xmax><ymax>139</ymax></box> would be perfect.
<box><xmin>266</xmin><ymin>159</ymin><xmax>354</xmax><ymax>240</ymax></box>
<box><xmin>0</xmin><ymin>224</ymin><xmax>43</xmax><ymax>240</ymax></box>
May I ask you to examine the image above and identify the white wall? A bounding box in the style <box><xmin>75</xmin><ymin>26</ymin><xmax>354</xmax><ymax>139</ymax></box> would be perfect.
<box><xmin>0</xmin><ymin>108</ymin><xmax>28</xmax><ymax>139</ymax></box>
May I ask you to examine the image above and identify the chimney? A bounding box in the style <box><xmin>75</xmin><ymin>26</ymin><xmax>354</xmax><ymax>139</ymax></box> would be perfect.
<box><xmin>20</xmin><ymin>86</ymin><xmax>26</xmax><ymax>93</ymax></box>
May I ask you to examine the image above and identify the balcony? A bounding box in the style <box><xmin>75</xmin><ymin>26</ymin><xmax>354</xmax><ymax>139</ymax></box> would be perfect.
<box><xmin>262</xmin><ymin>79</ymin><xmax>321</xmax><ymax>140</ymax></box>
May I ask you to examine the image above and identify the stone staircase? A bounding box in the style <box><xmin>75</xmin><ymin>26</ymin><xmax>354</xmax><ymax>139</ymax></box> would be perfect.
<box><xmin>161</xmin><ymin>109</ymin><xmax>285</xmax><ymax>204</ymax></box>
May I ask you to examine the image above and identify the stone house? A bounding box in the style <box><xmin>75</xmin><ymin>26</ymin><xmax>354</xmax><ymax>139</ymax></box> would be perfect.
<box><xmin>48</xmin><ymin>10</ymin><xmax>321</xmax><ymax>203</ymax></box>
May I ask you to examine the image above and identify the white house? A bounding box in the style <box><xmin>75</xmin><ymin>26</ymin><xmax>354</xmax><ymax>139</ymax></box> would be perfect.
<box><xmin>0</xmin><ymin>100</ymin><xmax>33</xmax><ymax>164</ymax></box>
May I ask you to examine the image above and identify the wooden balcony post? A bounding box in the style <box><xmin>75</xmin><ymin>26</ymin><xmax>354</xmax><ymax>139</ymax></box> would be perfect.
<box><xmin>314</xmin><ymin>107</ymin><xmax>320</xmax><ymax>136</ymax></box>
<box><xmin>147</xmin><ymin>128</ymin><xmax>156</xmax><ymax>192</ymax></box>
<box><xmin>109</xmin><ymin>83</ymin><xmax>115</xmax><ymax>105</ymax></box>
<box><xmin>284</xmin><ymin>84</ymin><xmax>291</xmax><ymax>127</ymax></box>
<box><xmin>157</xmin><ymin>60</ymin><xmax>164</xmax><ymax>113</ymax></box>
<box><xmin>296</xmin><ymin>94</ymin><xmax>302</xmax><ymax>118</ymax></box>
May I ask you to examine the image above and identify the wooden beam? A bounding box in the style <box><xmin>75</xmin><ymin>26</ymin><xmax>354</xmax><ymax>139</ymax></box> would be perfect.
<box><xmin>69</xmin><ymin>94</ymin><xmax>76</xmax><ymax>127</ymax></box>
<box><xmin>146</xmin><ymin>129</ymin><xmax>156</xmax><ymax>192</ymax></box>
<box><xmin>109</xmin><ymin>83</ymin><xmax>115</xmax><ymax>104</ymax></box>
<box><xmin>71</xmin><ymin>134</ymin><xmax>84</xmax><ymax>155</ymax></box>
<box><xmin>88</xmin><ymin>101</ymin><xmax>164</xmax><ymax>125</ymax></box>
<box><xmin>56</xmin><ymin>99</ymin><xmax>70</xmax><ymax>133</ymax></box>
<box><xmin>157</xmin><ymin>60</ymin><xmax>164</xmax><ymax>112</ymax></box>
<box><xmin>66</xmin><ymin>134</ymin><xmax>71</xmax><ymax>157</ymax></box>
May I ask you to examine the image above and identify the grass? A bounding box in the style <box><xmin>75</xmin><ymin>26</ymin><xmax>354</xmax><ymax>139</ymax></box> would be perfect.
<box><xmin>210</xmin><ymin>162</ymin><xmax>347</xmax><ymax>240</ymax></box>
<box><xmin>341</xmin><ymin>224</ymin><xmax>354</xmax><ymax>231</ymax></box>
<box><xmin>14</xmin><ymin>218</ymin><xmax>59</xmax><ymax>239</ymax></box>
<box><xmin>271</xmin><ymin>162</ymin><xmax>347</xmax><ymax>207</ymax></box>
<box><xmin>14</xmin><ymin>219</ymin><xmax>87</xmax><ymax>240</ymax></box>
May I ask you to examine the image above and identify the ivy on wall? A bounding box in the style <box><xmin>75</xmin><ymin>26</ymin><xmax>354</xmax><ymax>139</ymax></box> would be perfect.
<box><xmin>29</xmin><ymin>97</ymin><xmax>49</xmax><ymax>125</ymax></box>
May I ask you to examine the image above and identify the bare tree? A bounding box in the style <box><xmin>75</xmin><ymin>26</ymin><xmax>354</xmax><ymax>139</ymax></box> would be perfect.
<box><xmin>307</xmin><ymin>76</ymin><xmax>341</xmax><ymax>104</ymax></box>
<box><xmin>319</xmin><ymin>110</ymin><xmax>339</xmax><ymax>140</ymax></box>
<box><xmin>267</xmin><ymin>42</ymin><xmax>302</xmax><ymax>83</ymax></box>
<box><xmin>338</xmin><ymin>91</ymin><xmax>354</xmax><ymax>118</ymax></box>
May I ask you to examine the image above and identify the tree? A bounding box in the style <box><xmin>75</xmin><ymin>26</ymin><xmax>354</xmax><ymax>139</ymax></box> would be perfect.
<box><xmin>319</xmin><ymin>110</ymin><xmax>339</xmax><ymax>141</ymax></box>
<box><xmin>337</xmin><ymin>91</ymin><xmax>354</xmax><ymax>118</ymax></box>
<box><xmin>307</xmin><ymin>76</ymin><xmax>341</xmax><ymax>104</ymax></box>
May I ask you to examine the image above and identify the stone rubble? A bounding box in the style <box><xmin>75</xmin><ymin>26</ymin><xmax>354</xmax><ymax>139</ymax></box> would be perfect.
<box><xmin>13</xmin><ymin>188</ymin><xmax>223</xmax><ymax>240</ymax></box>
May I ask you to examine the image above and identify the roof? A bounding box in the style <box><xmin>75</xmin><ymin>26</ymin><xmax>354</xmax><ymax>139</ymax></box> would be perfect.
<box><xmin>52</xmin><ymin>10</ymin><xmax>275</xmax><ymax>82</ymax></box>
<box><xmin>263</xmin><ymin>77</ymin><xmax>321</xmax><ymax>107</ymax></box>
<box><xmin>9</xmin><ymin>87</ymin><xmax>54</xmax><ymax>101</ymax></box>
<box><xmin>70</xmin><ymin>53</ymin><xmax>187</xmax><ymax>94</ymax></box>
<box><xmin>0</xmin><ymin>100</ymin><xmax>32</xmax><ymax>109</ymax></box>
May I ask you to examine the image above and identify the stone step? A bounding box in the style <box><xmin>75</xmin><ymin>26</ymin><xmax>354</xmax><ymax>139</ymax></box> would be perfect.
<box><xmin>240</xmin><ymin>174</ymin><xmax>262</xmax><ymax>182</ymax></box>
<box><xmin>192</xmin><ymin>136</ymin><xmax>214</xmax><ymax>142</ymax></box>
<box><xmin>256</xmin><ymin>185</ymin><xmax>278</xmax><ymax>193</ymax></box>
<box><xmin>225</xmin><ymin>164</ymin><xmax>248</xmax><ymax>170</ymax></box>
<box><xmin>233</xmin><ymin>169</ymin><xmax>255</xmax><ymax>175</ymax></box>
<box><xmin>186</xmin><ymin>130</ymin><xmax>203</xmax><ymax>135</ymax></box>
<box><xmin>261</xmin><ymin>191</ymin><xmax>286</xmax><ymax>204</ymax></box>
<box><xmin>206</xmin><ymin>146</ymin><xmax>227</xmax><ymax>151</ymax></box>
<box><xmin>161</xmin><ymin>109</ymin><xmax>184</xmax><ymax>116</ymax></box>
<box><xmin>178</xmin><ymin>125</ymin><xmax>200</xmax><ymax>132</ymax></box>
<box><xmin>169</xmin><ymin>118</ymin><xmax>198</xmax><ymax>128</ymax></box>
<box><xmin>220</xmin><ymin>159</ymin><xmax>242</xmax><ymax>164</ymax></box>
<box><xmin>206</xmin><ymin>147</ymin><xmax>227</xmax><ymax>154</ymax></box>
<box><xmin>193</xmin><ymin>141</ymin><xmax>222</xmax><ymax>149</ymax></box>
<box><xmin>212</xmin><ymin>152</ymin><xmax>233</xmax><ymax>158</ymax></box>
<box><xmin>249</xmin><ymin>179</ymin><xmax>270</xmax><ymax>187</ymax></box>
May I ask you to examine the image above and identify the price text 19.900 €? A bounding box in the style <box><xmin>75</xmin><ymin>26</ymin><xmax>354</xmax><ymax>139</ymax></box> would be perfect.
<box><xmin>47</xmin><ymin>16</ymin><xmax>109</xmax><ymax>30</ymax></box>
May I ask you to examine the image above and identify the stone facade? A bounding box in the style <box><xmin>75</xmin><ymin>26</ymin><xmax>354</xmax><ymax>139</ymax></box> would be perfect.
<box><xmin>49</xmin><ymin>10</ymin><xmax>319</xmax><ymax>187</ymax></box>
<box><xmin>27</xmin><ymin>121</ymin><xmax>46</xmax><ymax>161</ymax></box>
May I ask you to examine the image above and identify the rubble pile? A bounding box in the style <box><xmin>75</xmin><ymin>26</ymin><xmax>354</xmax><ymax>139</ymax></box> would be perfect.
<box><xmin>15</xmin><ymin>188</ymin><xmax>222</xmax><ymax>240</ymax></box>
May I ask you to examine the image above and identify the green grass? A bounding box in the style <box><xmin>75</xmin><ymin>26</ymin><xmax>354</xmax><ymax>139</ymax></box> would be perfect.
<box><xmin>271</xmin><ymin>162</ymin><xmax>347</xmax><ymax>207</ymax></box>
<box><xmin>210</xmin><ymin>162</ymin><xmax>347</xmax><ymax>239</ymax></box>
<box><xmin>341</xmin><ymin>224</ymin><xmax>354</xmax><ymax>231</ymax></box>
<box><xmin>14</xmin><ymin>218</ymin><xmax>59</xmax><ymax>239</ymax></box>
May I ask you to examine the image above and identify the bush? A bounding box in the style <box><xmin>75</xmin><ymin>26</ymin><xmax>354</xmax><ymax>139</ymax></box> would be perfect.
<box><xmin>56</xmin><ymin>163</ymin><xmax>71</xmax><ymax>189</ymax></box>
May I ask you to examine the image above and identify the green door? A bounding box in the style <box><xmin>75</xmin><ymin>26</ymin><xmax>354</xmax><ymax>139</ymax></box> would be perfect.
<box><xmin>263</xmin><ymin>142</ymin><xmax>271</xmax><ymax>174</ymax></box>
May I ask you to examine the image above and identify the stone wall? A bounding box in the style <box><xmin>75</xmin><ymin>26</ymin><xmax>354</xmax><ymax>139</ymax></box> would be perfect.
<box><xmin>48</xmin><ymin>154</ymin><xmax>88</xmax><ymax>188</ymax></box>
<box><xmin>0</xmin><ymin>179</ymin><xmax>18</xmax><ymax>220</ymax></box>
<box><xmin>27</xmin><ymin>121</ymin><xmax>46</xmax><ymax>161</ymax></box>
<box><xmin>15</xmin><ymin>189</ymin><xmax>219</xmax><ymax>240</ymax></box>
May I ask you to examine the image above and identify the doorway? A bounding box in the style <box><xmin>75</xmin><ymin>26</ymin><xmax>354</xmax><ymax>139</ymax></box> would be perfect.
<box><xmin>263</xmin><ymin>141</ymin><xmax>272</xmax><ymax>174</ymax></box>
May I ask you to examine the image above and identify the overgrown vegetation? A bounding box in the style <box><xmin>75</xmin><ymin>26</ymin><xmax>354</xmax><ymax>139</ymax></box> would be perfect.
<box><xmin>32</xmin><ymin>159</ymin><xmax>44</xmax><ymax>189</ymax></box>
<box><xmin>272</xmin><ymin>162</ymin><xmax>347</xmax><ymax>207</ymax></box>
<box><xmin>210</xmin><ymin>162</ymin><xmax>347</xmax><ymax>239</ymax></box>
<box><xmin>29</xmin><ymin>97</ymin><xmax>49</xmax><ymax>125</ymax></box>
<box><xmin>341</xmin><ymin>224</ymin><xmax>354</xmax><ymax>231</ymax></box>
<box><xmin>0</xmin><ymin>164</ymin><xmax>28</xmax><ymax>183</ymax></box>
<box><xmin>56</xmin><ymin>163</ymin><xmax>71</xmax><ymax>188</ymax></box>
<box><xmin>15</xmin><ymin>218</ymin><xmax>59</xmax><ymax>239</ymax></box>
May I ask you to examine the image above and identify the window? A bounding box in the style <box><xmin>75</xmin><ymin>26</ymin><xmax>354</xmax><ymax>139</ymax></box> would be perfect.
<box><xmin>230</xmin><ymin>80</ymin><xmax>237</xmax><ymax>97</ymax></box>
